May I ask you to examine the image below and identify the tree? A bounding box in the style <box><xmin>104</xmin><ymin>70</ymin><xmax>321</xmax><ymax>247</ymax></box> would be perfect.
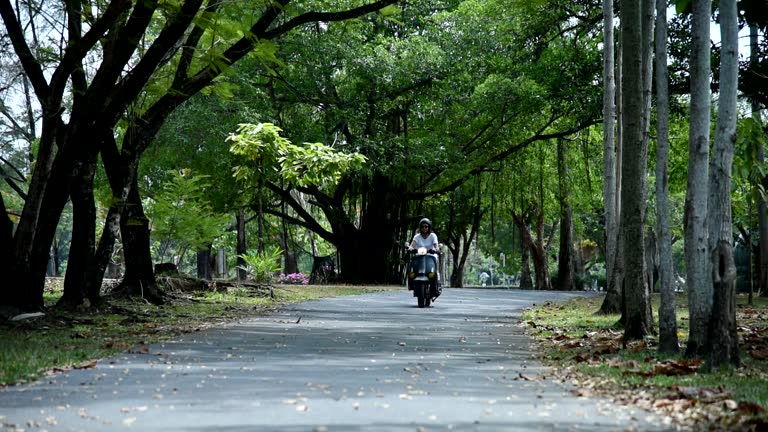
<box><xmin>0</xmin><ymin>0</ymin><xmax>402</xmax><ymax>310</ymax></box>
<box><xmin>598</xmin><ymin>0</ymin><xmax>620</xmax><ymax>314</ymax></box>
<box><xmin>706</xmin><ymin>0</ymin><xmax>739</xmax><ymax>368</ymax></box>
<box><xmin>655</xmin><ymin>0</ymin><xmax>679</xmax><ymax>355</ymax></box>
<box><xmin>748</xmin><ymin>22</ymin><xmax>768</xmax><ymax>298</ymax></box>
<box><xmin>224</xmin><ymin>0</ymin><xmax>604</xmax><ymax>285</ymax></box>
<box><xmin>620</xmin><ymin>0</ymin><xmax>653</xmax><ymax>340</ymax></box>
<box><xmin>556</xmin><ymin>138</ymin><xmax>575</xmax><ymax>290</ymax></box>
<box><xmin>228</xmin><ymin>123</ymin><xmax>367</xmax><ymax>277</ymax></box>
<box><xmin>684</xmin><ymin>0</ymin><xmax>713</xmax><ymax>358</ymax></box>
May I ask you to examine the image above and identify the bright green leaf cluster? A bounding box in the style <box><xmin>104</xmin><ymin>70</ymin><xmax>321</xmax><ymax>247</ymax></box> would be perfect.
<box><xmin>227</xmin><ymin>122</ymin><xmax>367</xmax><ymax>188</ymax></box>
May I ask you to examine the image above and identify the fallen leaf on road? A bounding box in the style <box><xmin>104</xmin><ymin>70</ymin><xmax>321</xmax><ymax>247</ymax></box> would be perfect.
<box><xmin>74</xmin><ymin>360</ymin><xmax>97</xmax><ymax>369</ymax></box>
<box><xmin>129</xmin><ymin>346</ymin><xmax>150</xmax><ymax>354</ymax></box>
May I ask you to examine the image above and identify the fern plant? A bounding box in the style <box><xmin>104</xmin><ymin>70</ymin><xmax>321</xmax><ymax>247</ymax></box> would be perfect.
<box><xmin>237</xmin><ymin>247</ymin><xmax>282</xmax><ymax>284</ymax></box>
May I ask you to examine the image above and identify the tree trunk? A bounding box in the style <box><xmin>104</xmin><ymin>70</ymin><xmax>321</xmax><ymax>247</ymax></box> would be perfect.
<box><xmin>236</xmin><ymin>209</ymin><xmax>247</xmax><ymax>281</ymax></box>
<box><xmin>257</xmin><ymin>168</ymin><xmax>265</xmax><ymax>254</ymax></box>
<box><xmin>60</xmin><ymin>156</ymin><xmax>98</xmax><ymax>307</ymax></box>
<box><xmin>50</xmin><ymin>237</ymin><xmax>62</xmax><ymax>277</ymax></box>
<box><xmin>751</xmin><ymin>24</ymin><xmax>768</xmax><ymax>298</ymax></box>
<box><xmin>685</xmin><ymin>0</ymin><xmax>713</xmax><ymax>358</ymax></box>
<box><xmin>531</xmin><ymin>208</ymin><xmax>555</xmax><ymax>291</ymax></box>
<box><xmin>197</xmin><ymin>245</ymin><xmax>213</xmax><ymax>280</ymax></box>
<box><xmin>620</xmin><ymin>0</ymin><xmax>653</xmax><ymax>340</ymax></box>
<box><xmin>602</xmin><ymin>0</ymin><xmax>618</xmax><ymax>297</ymax></box>
<box><xmin>598</xmin><ymin>3</ymin><xmax>621</xmax><ymax>313</ymax></box>
<box><xmin>655</xmin><ymin>0</ymin><xmax>679</xmax><ymax>355</ymax></box>
<box><xmin>557</xmin><ymin>139</ymin><xmax>575</xmax><ymax>291</ymax></box>
<box><xmin>445</xmin><ymin>185</ymin><xmax>482</xmax><ymax>288</ymax></box>
<box><xmin>118</xmin><ymin>174</ymin><xmax>163</xmax><ymax>304</ymax></box>
<box><xmin>513</xmin><ymin>211</ymin><xmax>534</xmax><ymax>290</ymax></box>
<box><xmin>0</xmin><ymin>192</ymin><xmax>12</xmax><ymax>273</ymax></box>
<box><xmin>88</xmin><ymin>204</ymin><xmax>122</xmax><ymax>301</ymax></box>
<box><xmin>337</xmin><ymin>232</ymin><xmax>364</xmax><ymax>283</ymax></box>
<box><xmin>281</xmin><ymin>203</ymin><xmax>299</xmax><ymax>275</ymax></box>
<box><xmin>709</xmin><ymin>241</ymin><xmax>739</xmax><ymax>368</ymax></box>
<box><xmin>6</xmin><ymin>134</ymin><xmax>73</xmax><ymax>310</ymax></box>
<box><xmin>645</xmin><ymin>228</ymin><xmax>657</xmax><ymax>294</ymax></box>
<box><xmin>706</xmin><ymin>0</ymin><xmax>739</xmax><ymax>368</ymax></box>
<box><xmin>598</xmin><ymin>230</ymin><xmax>624</xmax><ymax>314</ymax></box>
<box><xmin>450</xmin><ymin>266</ymin><xmax>464</xmax><ymax>288</ymax></box>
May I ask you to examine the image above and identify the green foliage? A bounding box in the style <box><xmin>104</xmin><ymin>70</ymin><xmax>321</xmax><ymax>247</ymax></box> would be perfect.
<box><xmin>146</xmin><ymin>169</ymin><xmax>230</xmax><ymax>260</ymax></box>
<box><xmin>733</xmin><ymin>117</ymin><xmax>768</xmax><ymax>204</ymax></box>
<box><xmin>228</xmin><ymin>122</ymin><xmax>367</xmax><ymax>187</ymax></box>
<box><xmin>237</xmin><ymin>246</ymin><xmax>283</xmax><ymax>284</ymax></box>
<box><xmin>146</xmin><ymin>94</ymin><xmax>250</xmax><ymax>213</ymax></box>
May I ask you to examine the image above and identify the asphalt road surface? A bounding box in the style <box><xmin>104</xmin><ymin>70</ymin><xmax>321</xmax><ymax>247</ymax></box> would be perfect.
<box><xmin>0</xmin><ymin>288</ymin><xmax>674</xmax><ymax>432</ymax></box>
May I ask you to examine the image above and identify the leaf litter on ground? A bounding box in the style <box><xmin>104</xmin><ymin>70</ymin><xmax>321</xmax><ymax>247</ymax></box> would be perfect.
<box><xmin>521</xmin><ymin>295</ymin><xmax>768</xmax><ymax>431</ymax></box>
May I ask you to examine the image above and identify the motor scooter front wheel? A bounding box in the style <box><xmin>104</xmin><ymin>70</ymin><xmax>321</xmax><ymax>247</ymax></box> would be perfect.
<box><xmin>415</xmin><ymin>283</ymin><xmax>431</xmax><ymax>308</ymax></box>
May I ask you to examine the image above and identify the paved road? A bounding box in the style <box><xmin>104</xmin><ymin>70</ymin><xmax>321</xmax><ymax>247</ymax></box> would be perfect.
<box><xmin>0</xmin><ymin>289</ymin><xmax>673</xmax><ymax>431</ymax></box>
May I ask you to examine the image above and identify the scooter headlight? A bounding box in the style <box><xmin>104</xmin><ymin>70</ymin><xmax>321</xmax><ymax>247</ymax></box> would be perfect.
<box><xmin>409</xmin><ymin>272</ymin><xmax>416</xmax><ymax>279</ymax></box>
<box><xmin>428</xmin><ymin>272</ymin><xmax>435</xmax><ymax>279</ymax></box>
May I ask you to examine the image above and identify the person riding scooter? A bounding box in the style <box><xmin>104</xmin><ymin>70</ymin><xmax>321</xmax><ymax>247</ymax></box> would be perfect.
<box><xmin>408</xmin><ymin>218</ymin><xmax>442</xmax><ymax>298</ymax></box>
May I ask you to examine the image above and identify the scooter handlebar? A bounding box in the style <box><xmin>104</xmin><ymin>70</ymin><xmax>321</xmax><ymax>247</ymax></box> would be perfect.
<box><xmin>407</xmin><ymin>248</ymin><xmax>438</xmax><ymax>255</ymax></box>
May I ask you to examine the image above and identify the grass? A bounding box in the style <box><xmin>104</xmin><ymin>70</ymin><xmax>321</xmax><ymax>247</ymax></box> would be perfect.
<box><xmin>0</xmin><ymin>280</ymin><xmax>398</xmax><ymax>386</ymax></box>
<box><xmin>522</xmin><ymin>293</ymin><xmax>768</xmax><ymax>429</ymax></box>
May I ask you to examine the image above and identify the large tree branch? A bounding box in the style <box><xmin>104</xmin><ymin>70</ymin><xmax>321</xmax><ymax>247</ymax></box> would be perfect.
<box><xmin>173</xmin><ymin>0</ymin><xmax>224</xmax><ymax>88</ymax></box>
<box><xmin>262</xmin><ymin>181</ymin><xmax>337</xmax><ymax>244</ymax></box>
<box><xmin>138</xmin><ymin>0</ymin><xmax>402</xmax><ymax>154</ymax></box>
<box><xmin>264</xmin><ymin>0</ymin><xmax>399</xmax><ymax>38</ymax></box>
<box><xmin>0</xmin><ymin>0</ymin><xmax>50</xmax><ymax>105</ymax></box>
<box><xmin>49</xmin><ymin>0</ymin><xmax>132</xmax><ymax>107</ymax></box>
<box><xmin>83</xmin><ymin>0</ymin><xmax>160</xmax><ymax>108</ymax></box>
<box><xmin>64</xmin><ymin>0</ymin><xmax>87</xmax><ymax>106</ymax></box>
<box><xmin>409</xmin><ymin>115</ymin><xmax>597</xmax><ymax>200</ymax></box>
<box><xmin>0</xmin><ymin>158</ymin><xmax>27</xmax><ymax>199</ymax></box>
<box><xmin>103</xmin><ymin>0</ymin><xmax>206</xmax><ymax>122</ymax></box>
<box><xmin>178</xmin><ymin>0</ymin><xmax>401</xmax><ymax>99</ymax></box>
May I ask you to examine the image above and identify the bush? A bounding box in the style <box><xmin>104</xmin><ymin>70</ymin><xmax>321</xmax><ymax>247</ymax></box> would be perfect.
<box><xmin>279</xmin><ymin>273</ymin><xmax>310</xmax><ymax>285</ymax></box>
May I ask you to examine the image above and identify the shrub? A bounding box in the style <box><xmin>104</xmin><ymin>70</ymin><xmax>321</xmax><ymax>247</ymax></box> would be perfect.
<box><xmin>279</xmin><ymin>273</ymin><xmax>310</xmax><ymax>285</ymax></box>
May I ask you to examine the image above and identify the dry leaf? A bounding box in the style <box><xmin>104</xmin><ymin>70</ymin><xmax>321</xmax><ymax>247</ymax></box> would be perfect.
<box><xmin>74</xmin><ymin>360</ymin><xmax>97</xmax><ymax>370</ymax></box>
<box><xmin>129</xmin><ymin>346</ymin><xmax>150</xmax><ymax>354</ymax></box>
<box><xmin>748</xmin><ymin>348</ymin><xmax>768</xmax><ymax>360</ymax></box>
<box><xmin>651</xmin><ymin>360</ymin><xmax>700</xmax><ymax>376</ymax></box>
<box><xmin>738</xmin><ymin>401</ymin><xmax>766</xmax><ymax>415</ymax></box>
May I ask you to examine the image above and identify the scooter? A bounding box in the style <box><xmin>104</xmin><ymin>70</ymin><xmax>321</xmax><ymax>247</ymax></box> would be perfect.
<box><xmin>406</xmin><ymin>246</ymin><xmax>440</xmax><ymax>308</ymax></box>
